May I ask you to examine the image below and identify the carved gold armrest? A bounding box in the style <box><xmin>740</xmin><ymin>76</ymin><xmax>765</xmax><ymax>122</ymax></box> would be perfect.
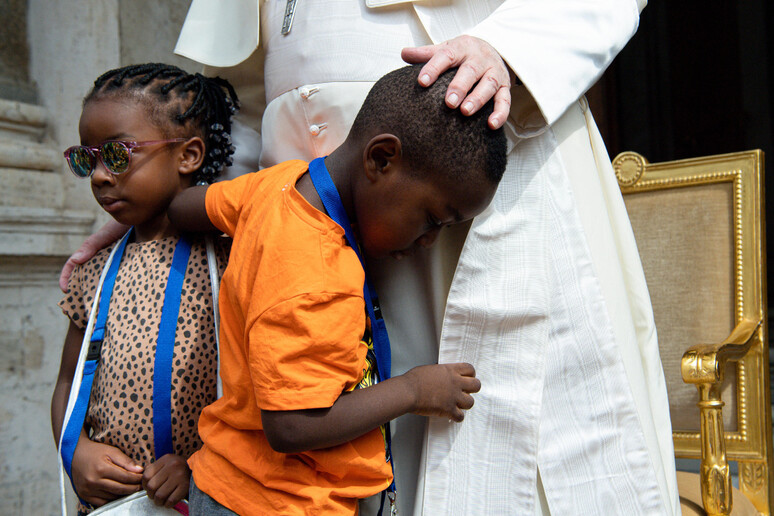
<box><xmin>681</xmin><ymin>318</ymin><xmax>762</xmax><ymax>516</ymax></box>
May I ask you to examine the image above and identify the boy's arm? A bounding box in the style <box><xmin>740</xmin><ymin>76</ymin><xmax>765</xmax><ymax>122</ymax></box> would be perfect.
<box><xmin>261</xmin><ymin>362</ymin><xmax>480</xmax><ymax>454</ymax></box>
<box><xmin>168</xmin><ymin>185</ymin><xmax>218</xmax><ymax>233</ymax></box>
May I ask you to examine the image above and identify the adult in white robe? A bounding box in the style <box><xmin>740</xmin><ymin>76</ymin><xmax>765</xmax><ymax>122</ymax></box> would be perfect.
<box><xmin>175</xmin><ymin>1</ymin><xmax>680</xmax><ymax>514</ymax></box>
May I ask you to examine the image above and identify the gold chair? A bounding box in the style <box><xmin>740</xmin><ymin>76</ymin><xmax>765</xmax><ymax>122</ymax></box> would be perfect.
<box><xmin>613</xmin><ymin>150</ymin><xmax>773</xmax><ymax>515</ymax></box>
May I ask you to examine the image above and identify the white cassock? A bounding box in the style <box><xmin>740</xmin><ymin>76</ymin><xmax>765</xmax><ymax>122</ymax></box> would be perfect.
<box><xmin>176</xmin><ymin>1</ymin><xmax>680</xmax><ymax>514</ymax></box>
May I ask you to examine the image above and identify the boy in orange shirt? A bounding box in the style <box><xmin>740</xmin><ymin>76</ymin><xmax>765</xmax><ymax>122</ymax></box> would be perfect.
<box><xmin>169</xmin><ymin>64</ymin><xmax>507</xmax><ymax>515</ymax></box>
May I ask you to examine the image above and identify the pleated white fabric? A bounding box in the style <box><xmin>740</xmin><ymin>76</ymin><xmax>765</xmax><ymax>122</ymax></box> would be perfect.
<box><xmin>555</xmin><ymin>101</ymin><xmax>678</xmax><ymax>515</ymax></box>
<box><xmin>419</xmin><ymin>106</ymin><xmax>668</xmax><ymax>515</ymax></box>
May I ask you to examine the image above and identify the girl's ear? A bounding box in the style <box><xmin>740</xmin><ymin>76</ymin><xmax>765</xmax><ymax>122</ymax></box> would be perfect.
<box><xmin>178</xmin><ymin>136</ymin><xmax>206</xmax><ymax>175</ymax></box>
<box><xmin>363</xmin><ymin>134</ymin><xmax>402</xmax><ymax>183</ymax></box>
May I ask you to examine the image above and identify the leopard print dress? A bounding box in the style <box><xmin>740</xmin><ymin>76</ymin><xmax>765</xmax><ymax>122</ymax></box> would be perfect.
<box><xmin>59</xmin><ymin>234</ymin><xmax>229</xmax><ymax>468</ymax></box>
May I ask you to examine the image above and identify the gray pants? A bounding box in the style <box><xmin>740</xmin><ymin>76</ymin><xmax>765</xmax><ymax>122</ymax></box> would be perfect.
<box><xmin>189</xmin><ymin>475</ymin><xmax>239</xmax><ymax>516</ymax></box>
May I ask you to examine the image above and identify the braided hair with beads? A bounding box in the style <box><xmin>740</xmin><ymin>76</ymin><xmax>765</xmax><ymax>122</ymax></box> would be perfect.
<box><xmin>85</xmin><ymin>63</ymin><xmax>239</xmax><ymax>185</ymax></box>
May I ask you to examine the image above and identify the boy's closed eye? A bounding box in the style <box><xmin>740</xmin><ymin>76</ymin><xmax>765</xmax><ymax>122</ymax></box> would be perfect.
<box><xmin>425</xmin><ymin>214</ymin><xmax>444</xmax><ymax>231</ymax></box>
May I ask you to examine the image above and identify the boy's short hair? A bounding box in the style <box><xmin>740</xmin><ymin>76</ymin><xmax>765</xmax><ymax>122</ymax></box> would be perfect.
<box><xmin>349</xmin><ymin>64</ymin><xmax>507</xmax><ymax>186</ymax></box>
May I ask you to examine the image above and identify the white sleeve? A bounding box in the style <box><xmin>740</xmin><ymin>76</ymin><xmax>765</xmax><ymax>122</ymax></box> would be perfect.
<box><xmin>466</xmin><ymin>0</ymin><xmax>646</xmax><ymax>129</ymax></box>
<box><xmin>174</xmin><ymin>0</ymin><xmax>260</xmax><ymax>68</ymax></box>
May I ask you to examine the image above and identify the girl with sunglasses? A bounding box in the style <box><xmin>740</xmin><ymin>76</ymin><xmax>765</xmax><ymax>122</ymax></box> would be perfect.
<box><xmin>51</xmin><ymin>63</ymin><xmax>237</xmax><ymax>514</ymax></box>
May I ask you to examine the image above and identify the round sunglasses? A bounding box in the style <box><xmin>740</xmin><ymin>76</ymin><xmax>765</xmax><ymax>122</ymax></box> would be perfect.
<box><xmin>63</xmin><ymin>139</ymin><xmax>188</xmax><ymax>178</ymax></box>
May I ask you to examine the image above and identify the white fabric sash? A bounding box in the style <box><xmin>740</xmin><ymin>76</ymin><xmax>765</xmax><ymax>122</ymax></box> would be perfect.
<box><xmin>419</xmin><ymin>111</ymin><xmax>668</xmax><ymax>514</ymax></box>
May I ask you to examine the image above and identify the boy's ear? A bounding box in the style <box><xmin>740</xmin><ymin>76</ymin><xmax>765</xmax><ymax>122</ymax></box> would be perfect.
<box><xmin>178</xmin><ymin>136</ymin><xmax>206</xmax><ymax>176</ymax></box>
<box><xmin>363</xmin><ymin>134</ymin><xmax>402</xmax><ymax>182</ymax></box>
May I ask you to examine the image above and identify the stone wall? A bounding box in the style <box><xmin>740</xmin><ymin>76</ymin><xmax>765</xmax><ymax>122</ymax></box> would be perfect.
<box><xmin>0</xmin><ymin>1</ymin><xmax>194</xmax><ymax>513</ymax></box>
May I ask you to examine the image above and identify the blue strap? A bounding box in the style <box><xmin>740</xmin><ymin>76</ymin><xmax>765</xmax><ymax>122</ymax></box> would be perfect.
<box><xmin>60</xmin><ymin>360</ymin><xmax>97</xmax><ymax>500</ymax></box>
<box><xmin>92</xmin><ymin>230</ymin><xmax>132</xmax><ymax>342</ymax></box>
<box><xmin>60</xmin><ymin>230</ymin><xmax>191</xmax><ymax>502</ymax></box>
<box><xmin>60</xmin><ymin>230</ymin><xmax>132</xmax><ymax>505</ymax></box>
<box><xmin>307</xmin><ymin>157</ymin><xmax>396</xmax><ymax>512</ymax></box>
<box><xmin>152</xmin><ymin>236</ymin><xmax>191</xmax><ymax>458</ymax></box>
<box><xmin>308</xmin><ymin>157</ymin><xmax>392</xmax><ymax>381</ymax></box>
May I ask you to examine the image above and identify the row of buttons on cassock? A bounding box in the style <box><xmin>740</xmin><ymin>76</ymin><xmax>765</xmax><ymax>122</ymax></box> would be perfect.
<box><xmin>299</xmin><ymin>86</ymin><xmax>327</xmax><ymax>136</ymax></box>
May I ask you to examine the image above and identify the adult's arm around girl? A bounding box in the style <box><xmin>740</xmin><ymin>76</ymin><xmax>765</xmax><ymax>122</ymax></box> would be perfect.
<box><xmin>58</xmin><ymin>220</ymin><xmax>129</xmax><ymax>292</ymax></box>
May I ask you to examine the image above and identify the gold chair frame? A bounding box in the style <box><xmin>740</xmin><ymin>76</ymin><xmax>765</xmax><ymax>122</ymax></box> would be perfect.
<box><xmin>613</xmin><ymin>150</ymin><xmax>772</xmax><ymax>515</ymax></box>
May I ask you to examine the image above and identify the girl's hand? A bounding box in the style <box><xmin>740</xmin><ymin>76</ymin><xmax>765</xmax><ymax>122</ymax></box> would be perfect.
<box><xmin>142</xmin><ymin>454</ymin><xmax>191</xmax><ymax>508</ymax></box>
<box><xmin>71</xmin><ymin>438</ymin><xmax>143</xmax><ymax>506</ymax></box>
<box><xmin>403</xmin><ymin>363</ymin><xmax>481</xmax><ymax>421</ymax></box>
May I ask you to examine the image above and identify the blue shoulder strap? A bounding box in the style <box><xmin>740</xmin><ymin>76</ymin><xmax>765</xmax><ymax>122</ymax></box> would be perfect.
<box><xmin>60</xmin><ymin>229</ymin><xmax>132</xmax><ymax>505</ymax></box>
<box><xmin>308</xmin><ymin>157</ymin><xmax>397</xmax><ymax>515</ymax></box>
<box><xmin>152</xmin><ymin>236</ymin><xmax>192</xmax><ymax>458</ymax></box>
<box><xmin>308</xmin><ymin>157</ymin><xmax>392</xmax><ymax>381</ymax></box>
<box><xmin>60</xmin><ymin>230</ymin><xmax>191</xmax><ymax>503</ymax></box>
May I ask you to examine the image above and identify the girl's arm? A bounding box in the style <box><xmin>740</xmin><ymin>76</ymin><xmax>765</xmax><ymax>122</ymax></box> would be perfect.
<box><xmin>168</xmin><ymin>185</ymin><xmax>219</xmax><ymax>233</ymax></box>
<box><xmin>261</xmin><ymin>362</ymin><xmax>480</xmax><ymax>454</ymax></box>
<box><xmin>142</xmin><ymin>454</ymin><xmax>190</xmax><ymax>508</ymax></box>
<box><xmin>51</xmin><ymin>321</ymin><xmax>87</xmax><ymax>444</ymax></box>
<box><xmin>51</xmin><ymin>321</ymin><xmax>143</xmax><ymax>506</ymax></box>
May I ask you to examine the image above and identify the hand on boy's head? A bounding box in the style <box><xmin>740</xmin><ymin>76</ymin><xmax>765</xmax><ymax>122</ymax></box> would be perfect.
<box><xmin>71</xmin><ymin>438</ymin><xmax>143</xmax><ymax>506</ymax></box>
<box><xmin>403</xmin><ymin>362</ymin><xmax>481</xmax><ymax>422</ymax></box>
<box><xmin>142</xmin><ymin>453</ymin><xmax>191</xmax><ymax>508</ymax></box>
<box><xmin>401</xmin><ymin>35</ymin><xmax>513</xmax><ymax>130</ymax></box>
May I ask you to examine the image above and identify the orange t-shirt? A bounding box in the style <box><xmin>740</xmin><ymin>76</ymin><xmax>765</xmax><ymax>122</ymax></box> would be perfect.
<box><xmin>189</xmin><ymin>160</ymin><xmax>392</xmax><ymax>515</ymax></box>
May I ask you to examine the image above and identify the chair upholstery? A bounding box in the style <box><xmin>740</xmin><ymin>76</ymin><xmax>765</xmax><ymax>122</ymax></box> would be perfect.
<box><xmin>613</xmin><ymin>150</ymin><xmax>772</xmax><ymax>515</ymax></box>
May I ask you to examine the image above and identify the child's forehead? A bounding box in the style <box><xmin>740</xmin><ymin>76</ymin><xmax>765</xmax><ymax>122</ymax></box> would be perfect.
<box><xmin>87</xmin><ymin>88</ymin><xmax>184</xmax><ymax>118</ymax></box>
<box><xmin>81</xmin><ymin>94</ymin><xmax>188</xmax><ymax>138</ymax></box>
<box><xmin>412</xmin><ymin>168</ymin><xmax>496</xmax><ymax>217</ymax></box>
<box><xmin>79</xmin><ymin>97</ymin><xmax>164</xmax><ymax>141</ymax></box>
<box><xmin>424</xmin><ymin>165</ymin><xmax>491</xmax><ymax>193</ymax></box>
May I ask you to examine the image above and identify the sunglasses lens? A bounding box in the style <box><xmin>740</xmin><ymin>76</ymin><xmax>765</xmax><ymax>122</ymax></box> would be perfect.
<box><xmin>67</xmin><ymin>147</ymin><xmax>95</xmax><ymax>178</ymax></box>
<box><xmin>101</xmin><ymin>141</ymin><xmax>130</xmax><ymax>174</ymax></box>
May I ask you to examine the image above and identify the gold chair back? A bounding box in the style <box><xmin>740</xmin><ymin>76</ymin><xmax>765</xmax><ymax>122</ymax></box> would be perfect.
<box><xmin>613</xmin><ymin>150</ymin><xmax>772</xmax><ymax>515</ymax></box>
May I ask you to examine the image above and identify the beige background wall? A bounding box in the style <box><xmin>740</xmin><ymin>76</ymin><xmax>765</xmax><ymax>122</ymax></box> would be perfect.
<box><xmin>0</xmin><ymin>1</ymin><xmax>194</xmax><ymax>513</ymax></box>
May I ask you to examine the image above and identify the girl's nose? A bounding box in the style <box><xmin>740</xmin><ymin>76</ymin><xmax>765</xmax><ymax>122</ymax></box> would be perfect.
<box><xmin>90</xmin><ymin>160</ymin><xmax>116</xmax><ymax>186</ymax></box>
<box><xmin>417</xmin><ymin>226</ymin><xmax>442</xmax><ymax>248</ymax></box>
